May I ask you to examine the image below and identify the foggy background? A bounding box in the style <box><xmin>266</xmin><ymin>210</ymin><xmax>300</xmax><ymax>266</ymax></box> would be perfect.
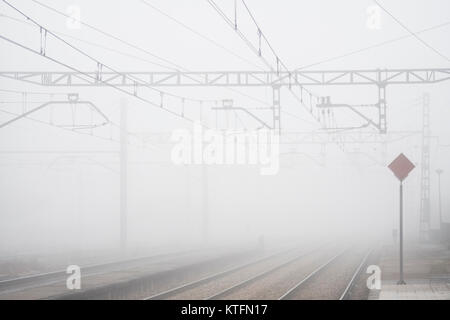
<box><xmin>0</xmin><ymin>0</ymin><xmax>449</xmax><ymax>258</ymax></box>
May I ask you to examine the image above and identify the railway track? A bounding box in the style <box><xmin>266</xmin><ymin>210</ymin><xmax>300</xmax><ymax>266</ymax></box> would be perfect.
<box><xmin>0</xmin><ymin>244</ymin><xmax>303</xmax><ymax>299</ymax></box>
<box><xmin>145</xmin><ymin>245</ymin><xmax>372</xmax><ymax>300</ymax></box>
<box><xmin>0</xmin><ymin>243</ymin><xmax>372</xmax><ymax>300</ymax></box>
<box><xmin>279</xmin><ymin>248</ymin><xmax>372</xmax><ymax>300</ymax></box>
<box><xmin>144</xmin><ymin>244</ymin><xmax>328</xmax><ymax>300</ymax></box>
<box><xmin>204</xmin><ymin>248</ymin><xmax>324</xmax><ymax>300</ymax></box>
<box><xmin>339</xmin><ymin>250</ymin><xmax>372</xmax><ymax>300</ymax></box>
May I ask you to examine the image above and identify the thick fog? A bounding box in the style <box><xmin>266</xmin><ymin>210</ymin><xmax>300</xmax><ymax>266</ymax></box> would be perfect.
<box><xmin>0</xmin><ymin>0</ymin><xmax>449</xmax><ymax>259</ymax></box>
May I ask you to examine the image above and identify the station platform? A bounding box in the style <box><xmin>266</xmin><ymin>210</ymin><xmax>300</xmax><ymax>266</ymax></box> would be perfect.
<box><xmin>369</xmin><ymin>243</ymin><xmax>450</xmax><ymax>300</ymax></box>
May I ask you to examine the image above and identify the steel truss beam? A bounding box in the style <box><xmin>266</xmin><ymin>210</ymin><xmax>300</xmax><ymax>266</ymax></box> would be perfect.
<box><xmin>2</xmin><ymin>68</ymin><xmax>448</xmax><ymax>134</ymax></box>
<box><xmin>1</xmin><ymin>68</ymin><xmax>449</xmax><ymax>87</ymax></box>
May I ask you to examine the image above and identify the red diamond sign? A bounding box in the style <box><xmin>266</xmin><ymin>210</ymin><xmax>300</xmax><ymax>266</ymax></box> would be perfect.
<box><xmin>388</xmin><ymin>153</ymin><xmax>415</xmax><ymax>181</ymax></box>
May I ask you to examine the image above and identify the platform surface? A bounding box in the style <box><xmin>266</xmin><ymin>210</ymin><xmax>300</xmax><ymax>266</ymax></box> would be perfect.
<box><xmin>369</xmin><ymin>243</ymin><xmax>450</xmax><ymax>300</ymax></box>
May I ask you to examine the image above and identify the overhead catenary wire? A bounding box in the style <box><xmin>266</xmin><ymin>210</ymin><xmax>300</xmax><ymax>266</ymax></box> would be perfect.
<box><xmin>3</xmin><ymin>1</ymin><xmax>321</xmax><ymax>128</ymax></box>
<box><xmin>4</xmin><ymin>1</ymin><xmax>444</xmax><ymax>132</ymax></box>
<box><xmin>206</xmin><ymin>0</ymin><xmax>274</xmax><ymax>71</ymax></box>
<box><xmin>138</xmin><ymin>0</ymin><xmax>265</xmax><ymax>71</ymax></box>
<box><xmin>24</xmin><ymin>0</ymin><xmax>236</xmax><ymax>117</ymax></box>
<box><xmin>28</xmin><ymin>0</ymin><xmax>254</xmax><ymax>108</ymax></box>
<box><xmin>239</xmin><ymin>0</ymin><xmax>289</xmax><ymax>71</ymax></box>
<box><xmin>0</xmin><ymin>12</ymin><xmax>185</xmax><ymax>71</ymax></box>
<box><xmin>138</xmin><ymin>0</ymin><xmax>316</xmax><ymax>128</ymax></box>
<box><xmin>30</xmin><ymin>0</ymin><xmax>185</xmax><ymax>72</ymax></box>
<box><xmin>206</xmin><ymin>0</ymin><xmax>331</xmax><ymax>127</ymax></box>
<box><xmin>8</xmin><ymin>0</ymin><xmax>277</xmax><ymax>130</ymax></box>
<box><xmin>3</xmin><ymin>1</ymin><xmax>219</xmax><ymax>104</ymax></box>
<box><xmin>0</xmin><ymin>0</ymin><xmax>214</xmax><ymax>128</ymax></box>
<box><xmin>0</xmin><ymin>32</ymin><xmax>208</xmax><ymax>128</ymax></box>
<box><xmin>0</xmin><ymin>12</ymin><xmax>209</xmax><ymax>151</ymax></box>
<box><xmin>238</xmin><ymin>1</ymin><xmax>336</xmax><ymax>128</ymax></box>
<box><xmin>373</xmin><ymin>0</ymin><xmax>450</xmax><ymax>64</ymax></box>
<box><xmin>291</xmin><ymin>20</ymin><xmax>450</xmax><ymax>72</ymax></box>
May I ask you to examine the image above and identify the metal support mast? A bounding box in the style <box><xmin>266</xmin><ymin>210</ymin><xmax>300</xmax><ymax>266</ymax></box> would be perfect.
<box><xmin>120</xmin><ymin>99</ymin><xmax>128</xmax><ymax>250</ymax></box>
<box><xmin>420</xmin><ymin>93</ymin><xmax>431</xmax><ymax>241</ymax></box>
<box><xmin>272</xmin><ymin>86</ymin><xmax>281</xmax><ymax>135</ymax></box>
<box><xmin>202</xmin><ymin>165</ymin><xmax>209</xmax><ymax>244</ymax></box>
<box><xmin>378</xmin><ymin>85</ymin><xmax>387</xmax><ymax>134</ymax></box>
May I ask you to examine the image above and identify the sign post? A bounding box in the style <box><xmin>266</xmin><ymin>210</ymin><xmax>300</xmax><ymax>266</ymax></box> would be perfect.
<box><xmin>399</xmin><ymin>181</ymin><xmax>404</xmax><ymax>285</ymax></box>
<box><xmin>388</xmin><ymin>153</ymin><xmax>415</xmax><ymax>285</ymax></box>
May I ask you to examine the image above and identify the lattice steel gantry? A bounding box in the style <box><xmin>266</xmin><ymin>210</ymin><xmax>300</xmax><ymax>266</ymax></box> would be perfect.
<box><xmin>420</xmin><ymin>93</ymin><xmax>431</xmax><ymax>240</ymax></box>
<box><xmin>2</xmin><ymin>68</ymin><xmax>449</xmax><ymax>134</ymax></box>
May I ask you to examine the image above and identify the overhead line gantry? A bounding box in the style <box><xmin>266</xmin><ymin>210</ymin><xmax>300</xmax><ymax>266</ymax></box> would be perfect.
<box><xmin>2</xmin><ymin>68</ymin><xmax>449</xmax><ymax>133</ymax></box>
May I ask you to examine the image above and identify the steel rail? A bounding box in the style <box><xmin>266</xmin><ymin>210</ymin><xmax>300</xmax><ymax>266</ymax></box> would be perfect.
<box><xmin>278</xmin><ymin>249</ymin><xmax>347</xmax><ymax>300</ymax></box>
<box><xmin>339</xmin><ymin>249</ymin><xmax>373</xmax><ymax>300</ymax></box>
